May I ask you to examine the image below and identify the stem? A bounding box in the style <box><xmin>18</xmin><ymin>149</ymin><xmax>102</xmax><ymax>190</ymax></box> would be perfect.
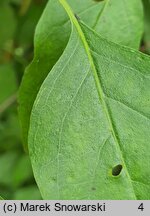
<box><xmin>0</xmin><ymin>94</ymin><xmax>17</xmax><ymax>114</ymax></box>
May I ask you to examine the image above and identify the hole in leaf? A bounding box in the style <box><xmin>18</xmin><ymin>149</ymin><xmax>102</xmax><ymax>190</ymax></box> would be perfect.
<box><xmin>112</xmin><ymin>164</ymin><xmax>122</xmax><ymax>176</ymax></box>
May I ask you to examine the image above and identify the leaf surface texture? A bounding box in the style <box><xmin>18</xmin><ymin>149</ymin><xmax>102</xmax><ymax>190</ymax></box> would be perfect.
<box><xmin>28</xmin><ymin>0</ymin><xmax>150</xmax><ymax>199</ymax></box>
<box><xmin>19</xmin><ymin>0</ymin><xmax>143</xmax><ymax>149</ymax></box>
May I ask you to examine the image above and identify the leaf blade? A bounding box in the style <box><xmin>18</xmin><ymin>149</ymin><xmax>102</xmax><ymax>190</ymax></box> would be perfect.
<box><xmin>19</xmin><ymin>0</ymin><xmax>143</xmax><ymax>149</ymax></box>
<box><xmin>29</xmin><ymin>1</ymin><xmax>150</xmax><ymax>199</ymax></box>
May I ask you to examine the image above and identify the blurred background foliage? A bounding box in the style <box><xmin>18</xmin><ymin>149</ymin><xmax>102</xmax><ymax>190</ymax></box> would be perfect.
<box><xmin>0</xmin><ymin>0</ymin><xmax>47</xmax><ymax>199</ymax></box>
<box><xmin>0</xmin><ymin>0</ymin><xmax>149</xmax><ymax>200</ymax></box>
<box><xmin>143</xmin><ymin>0</ymin><xmax>150</xmax><ymax>54</ymax></box>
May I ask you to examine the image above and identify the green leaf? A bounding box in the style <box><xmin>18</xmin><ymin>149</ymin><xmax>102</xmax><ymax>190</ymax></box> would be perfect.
<box><xmin>29</xmin><ymin>0</ymin><xmax>150</xmax><ymax>200</ymax></box>
<box><xmin>13</xmin><ymin>155</ymin><xmax>33</xmax><ymax>188</ymax></box>
<box><xmin>15</xmin><ymin>0</ymin><xmax>47</xmax><ymax>49</ymax></box>
<box><xmin>0</xmin><ymin>107</ymin><xmax>21</xmax><ymax>152</ymax></box>
<box><xmin>13</xmin><ymin>185</ymin><xmax>42</xmax><ymax>200</ymax></box>
<box><xmin>0</xmin><ymin>1</ymin><xmax>17</xmax><ymax>49</ymax></box>
<box><xmin>0</xmin><ymin>64</ymin><xmax>17</xmax><ymax>105</ymax></box>
<box><xmin>0</xmin><ymin>196</ymin><xmax>3</xmax><ymax>200</ymax></box>
<box><xmin>0</xmin><ymin>152</ymin><xmax>19</xmax><ymax>187</ymax></box>
<box><xmin>19</xmin><ymin>0</ymin><xmax>143</xmax><ymax>150</ymax></box>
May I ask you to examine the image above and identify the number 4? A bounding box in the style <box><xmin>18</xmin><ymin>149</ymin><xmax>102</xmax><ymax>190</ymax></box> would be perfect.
<box><xmin>138</xmin><ymin>203</ymin><xmax>144</xmax><ymax>211</ymax></box>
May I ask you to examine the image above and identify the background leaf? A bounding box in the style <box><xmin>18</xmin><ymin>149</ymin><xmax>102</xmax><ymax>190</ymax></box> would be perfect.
<box><xmin>13</xmin><ymin>185</ymin><xmax>41</xmax><ymax>200</ymax></box>
<box><xmin>0</xmin><ymin>0</ymin><xmax>46</xmax><ymax>200</ymax></box>
<box><xmin>143</xmin><ymin>0</ymin><xmax>150</xmax><ymax>54</ymax></box>
<box><xmin>0</xmin><ymin>1</ymin><xmax>17</xmax><ymax>49</ymax></box>
<box><xmin>0</xmin><ymin>64</ymin><xmax>17</xmax><ymax>104</ymax></box>
<box><xmin>13</xmin><ymin>155</ymin><xmax>33</xmax><ymax>188</ymax></box>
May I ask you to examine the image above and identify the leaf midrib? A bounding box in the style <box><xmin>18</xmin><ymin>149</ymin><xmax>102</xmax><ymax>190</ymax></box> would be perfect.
<box><xmin>59</xmin><ymin>0</ymin><xmax>137</xmax><ymax>199</ymax></box>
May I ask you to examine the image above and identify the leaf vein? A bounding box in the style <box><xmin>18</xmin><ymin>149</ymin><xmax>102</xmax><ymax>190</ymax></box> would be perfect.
<box><xmin>87</xmin><ymin>136</ymin><xmax>111</xmax><ymax>199</ymax></box>
<box><xmin>91</xmin><ymin>50</ymin><xmax>150</xmax><ymax>79</ymax></box>
<box><xmin>131</xmin><ymin>179</ymin><xmax>150</xmax><ymax>187</ymax></box>
<box><xmin>106</xmin><ymin>96</ymin><xmax>150</xmax><ymax>122</ymax></box>
<box><xmin>33</xmin><ymin>40</ymin><xmax>79</xmax><ymax>156</ymax></box>
<box><xmin>56</xmin><ymin>68</ymin><xmax>90</xmax><ymax>198</ymax></box>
